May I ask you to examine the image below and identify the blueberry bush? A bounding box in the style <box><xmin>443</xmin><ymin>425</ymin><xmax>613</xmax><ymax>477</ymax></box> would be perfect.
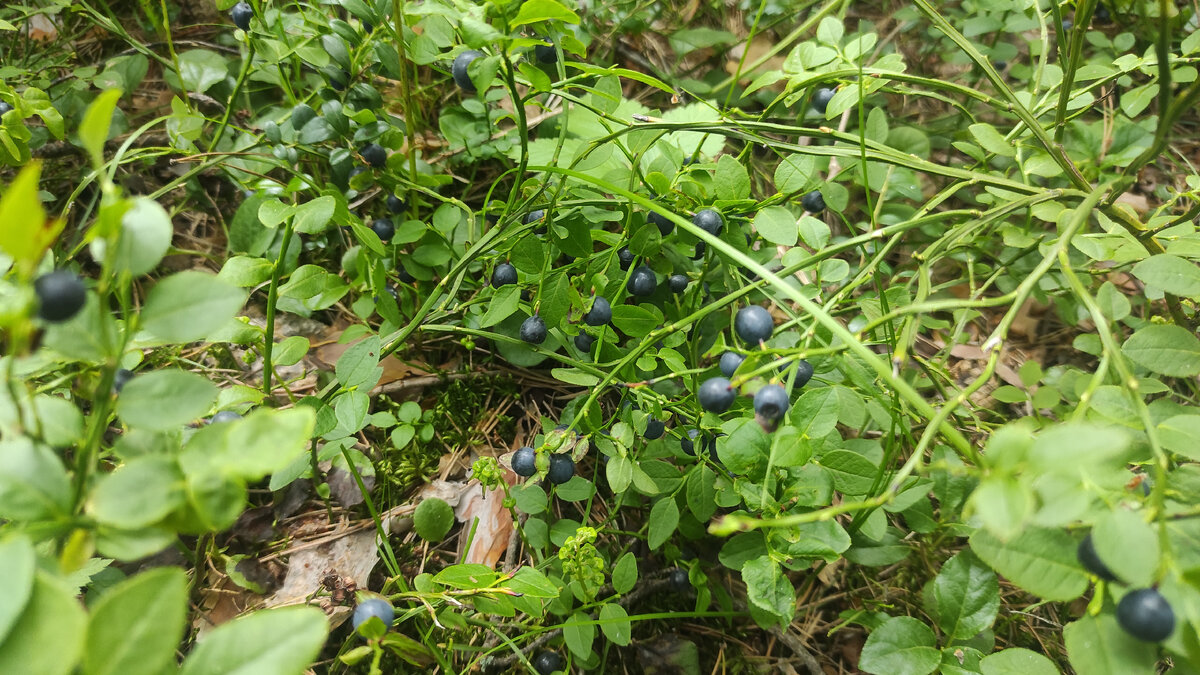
<box><xmin>2</xmin><ymin>0</ymin><xmax>1200</xmax><ymax>672</ymax></box>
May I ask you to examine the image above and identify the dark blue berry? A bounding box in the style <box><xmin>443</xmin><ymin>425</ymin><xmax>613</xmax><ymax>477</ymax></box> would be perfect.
<box><xmin>452</xmin><ymin>50</ymin><xmax>484</xmax><ymax>92</ymax></box>
<box><xmin>210</xmin><ymin>410</ymin><xmax>242</xmax><ymax>424</ymax></box>
<box><xmin>112</xmin><ymin>369</ymin><xmax>134</xmax><ymax>393</ymax></box>
<box><xmin>511</xmin><ymin>446</ymin><xmax>536</xmax><ymax>477</ymax></box>
<box><xmin>801</xmin><ymin>190</ymin><xmax>825</xmax><ymax>214</ymax></box>
<box><xmin>735</xmin><ymin>305</ymin><xmax>774</xmax><ymax>344</ymax></box>
<box><xmin>370</xmin><ymin>218</ymin><xmax>395</xmax><ymax>242</ymax></box>
<box><xmin>753</xmin><ymin>384</ymin><xmax>789</xmax><ymax>423</ymax></box>
<box><xmin>491</xmin><ymin>262</ymin><xmax>517</xmax><ymax>288</ymax></box>
<box><xmin>1117</xmin><ymin>588</ymin><xmax>1175</xmax><ymax>642</ymax></box>
<box><xmin>574</xmin><ymin>332</ymin><xmax>595</xmax><ymax>352</ymax></box>
<box><xmin>617</xmin><ymin>246</ymin><xmax>635</xmax><ymax>270</ymax></box>
<box><xmin>812</xmin><ymin>87</ymin><xmax>835</xmax><ymax>114</ymax></box>
<box><xmin>34</xmin><ymin>271</ymin><xmax>86</xmax><ymax>323</ymax></box>
<box><xmin>520</xmin><ymin>315</ymin><xmax>547</xmax><ymax>344</ymax></box>
<box><xmin>546</xmin><ymin>453</ymin><xmax>574</xmax><ymax>485</ymax></box>
<box><xmin>692</xmin><ymin>208</ymin><xmax>723</xmax><ymax>236</ymax></box>
<box><xmin>352</xmin><ymin>597</ymin><xmax>395</xmax><ymax>631</ymax></box>
<box><xmin>360</xmin><ymin>143</ymin><xmax>387</xmax><ymax>169</ymax></box>
<box><xmin>627</xmin><ymin>266</ymin><xmax>656</xmax><ymax>297</ymax></box>
<box><xmin>719</xmin><ymin>351</ymin><xmax>745</xmax><ymax>378</ymax></box>
<box><xmin>649</xmin><ymin>211</ymin><xmax>673</xmax><ymax>235</ymax></box>
<box><xmin>645</xmin><ymin>418</ymin><xmax>665</xmax><ymax>440</ymax></box>
<box><xmin>230</xmin><ymin>1</ymin><xmax>253</xmax><ymax>31</ymax></box>
<box><xmin>668</xmin><ymin>274</ymin><xmax>689</xmax><ymax>293</ymax></box>
<box><xmin>698</xmin><ymin>377</ymin><xmax>736</xmax><ymax>413</ymax></box>
<box><xmin>386</xmin><ymin>194</ymin><xmax>405</xmax><ymax>213</ymax></box>
<box><xmin>584</xmin><ymin>296</ymin><xmax>612</xmax><ymax>326</ymax></box>
<box><xmin>531</xmin><ymin>650</ymin><xmax>565</xmax><ymax>675</ymax></box>
<box><xmin>1077</xmin><ymin>533</ymin><xmax>1118</xmax><ymax>582</ymax></box>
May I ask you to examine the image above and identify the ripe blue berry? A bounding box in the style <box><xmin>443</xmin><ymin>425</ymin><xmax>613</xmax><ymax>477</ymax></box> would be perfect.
<box><xmin>735</xmin><ymin>305</ymin><xmax>774</xmax><ymax>344</ymax></box>
<box><xmin>210</xmin><ymin>410</ymin><xmax>242</xmax><ymax>424</ymax></box>
<box><xmin>627</xmin><ymin>266</ymin><xmax>656</xmax><ymax>297</ymax></box>
<box><xmin>584</xmin><ymin>296</ymin><xmax>612</xmax><ymax>326</ymax></box>
<box><xmin>1117</xmin><ymin>588</ymin><xmax>1175</xmax><ymax>642</ymax></box>
<box><xmin>668</xmin><ymin>568</ymin><xmax>689</xmax><ymax>592</ymax></box>
<box><xmin>574</xmin><ymin>332</ymin><xmax>595</xmax><ymax>352</ymax></box>
<box><xmin>719</xmin><ymin>351</ymin><xmax>745</xmax><ymax>378</ymax></box>
<box><xmin>812</xmin><ymin>87</ymin><xmax>835</xmax><ymax>114</ymax></box>
<box><xmin>794</xmin><ymin>360</ymin><xmax>814</xmax><ymax>388</ymax></box>
<box><xmin>668</xmin><ymin>274</ymin><xmax>689</xmax><ymax>293</ymax></box>
<box><xmin>531</xmin><ymin>650</ymin><xmax>565</xmax><ymax>675</ymax></box>
<box><xmin>692</xmin><ymin>208</ymin><xmax>723</xmax><ymax>236</ymax></box>
<box><xmin>698</xmin><ymin>377</ymin><xmax>736</xmax><ymax>413</ymax></box>
<box><xmin>370</xmin><ymin>218</ymin><xmax>395</xmax><ymax>242</ymax></box>
<box><xmin>617</xmin><ymin>246</ymin><xmax>635</xmax><ymax>270</ymax></box>
<box><xmin>520</xmin><ymin>315</ymin><xmax>547</xmax><ymax>344</ymax></box>
<box><xmin>802</xmin><ymin>190</ymin><xmax>825</xmax><ymax>214</ymax></box>
<box><xmin>1077</xmin><ymin>533</ymin><xmax>1118</xmax><ymax>582</ymax></box>
<box><xmin>511</xmin><ymin>446</ymin><xmax>536</xmax><ymax>477</ymax></box>
<box><xmin>645</xmin><ymin>418</ymin><xmax>665</xmax><ymax>440</ymax></box>
<box><xmin>452</xmin><ymin>50</ymin><xmax>484</xmax><ymax>92</ymax></box>
<box><xmin>352</xmin><ymin>597</ymin><xmax>395</xmax><ymax>631</ymax></box>
<box><xmin>648</xmin><ymin>210</ymin><xmax>673</xmax><ymax>235</ymax></box>
<box><xmin>230</xmin><ymin>1</ymin><xmax>253</xmax><ymax>31</ymax></box>
<box><xmin>546</xmin><ymin>453</ymin><xmax>574</xmax><ymax>485</ymax></box>
<box><xmin>360</xmin><ymin>143</ymin><xmax>387</xmax><ymax>169</ymax></box>
<box><xmin>534</xmin><ymin>41</ymin><xmax>557</xmax><ymax>64</ymax></box>
<box><xmin>753</xmin><ymin>384</ymin><xmax>789</xmax><ymax>423</ymax></box>
<box><xmin>34</xmin><ymin>271</ymin><xmax>87</xmax><ymax>323</ymax></box>
<box><xmin>112</xmin><ymin>369</ymin><xmax>134</xmax><ymax>393</ymax></box>
<box><xmin>386</xmin><ymin>194</ymin><xmax>405</xmax><ymax>213</ymax></box>
<box><xmin>491</xmin><ymin>262</ymin><xmax>518</xmax><ymax>288</ymax></box>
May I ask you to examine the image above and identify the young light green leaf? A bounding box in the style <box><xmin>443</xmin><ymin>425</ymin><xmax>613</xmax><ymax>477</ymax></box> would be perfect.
<box><xmin>88</xmin><ymin>456</ymin><xmax>185</xmax><ymax>529</ymax></box>
<box><xmin>969</xmin><ymin>528</ymin><xmax>1087</xmax><ymax>601</ymax></box>
<box><xmin>859</xmin><ymin>616</ymin><xmax>940</xmax><ymax>675</ymax></box>
<box><xmin>0</xmin><ymin>536</ymin><xmax>35</xmax><ymax>646</ymax></box>
<box><xmin>612</xmin><ymin>552</ymin><xmax>638</xmax><ymax>594</ymax></box>
<box><xmin>79</xmin><ymin>89</ymin><xmax>122</xmax><ymax>167</ymax></box>
<box><xmin>741</xmin><ymin>555</ymin><xmax>794</xmax><ymax>628</ymax></box>
<box><xmin>647</xmin><ymin>497</ymin><xmax>679</xmax><ymax>549</ymax></box>
<box><xmin>140</xmin><ymin>271</ymin><xmax>248</xmax><ymax>344</ymax></box>
<box><xmin>179</xmin><ymin>606</ymin><xmax>329</xmax><ymax>675</ymax></box>
<box><xmin>1063</xmin><ymin>614</ymin><xmax>1157</xmax><ymax>675</ymax></box>
<box><xmin>753</xmin><ymin>206</ymin><xmax>798</xmax><ymax>246</ymax></box>
<box><xmin>1122</xmin><ymin>325</ymin><xmax>1200</xmax><ymax>378</ymax></box>
<box><xmin>562</xmin><ymin>611</ymin><xmax>595</xmax><ymax>660</ymax></box>
<box><xmin>931</xmin><ymin>551</ymin><xmax>999</xmax><ymax>640</ymax></box>
<box><xmin>968</xmin><ymin>123</ymin><xmax>1015</xmax><ymax>157</ymax></box>
<box><xmin>116</xmin><ymin>369</ymin><xmax>218</xmax><ymax>431</ymax></box>
<box><xmin>979</xmin><ymin>647</ymin><xmax>1060</xmax><ymax>675</ymax></box>
<box><xmin>511</xmin><ymin>0</ymin><xmax>580</xmax><ymax>27</ymax></box>
<box><xmin>0</xmin><ymin>571</ymin><xmax>87</xmax><ymax>675</ymax></box>
<box><xmin>599</xmin><ymin>603</ymin><xmax>631</xmax><ymax>646</ymax></box>
<box><xmin>1091</xmin><ymin>509</ymin><xmax>1159</xmax><ymax>587</ymax></box>
<box><xmin>83</xmin><ymin>567</ymin><xmax>188</xmax><ymax>675</ymax></box>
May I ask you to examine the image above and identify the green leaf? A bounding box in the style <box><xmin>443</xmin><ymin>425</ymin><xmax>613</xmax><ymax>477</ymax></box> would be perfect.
<box><xmin>335</xmin><ymin>336</ymin><xmax>383</xmax><ymax>391</ymax></box>
<box><xmin>859</xmin><ymin>616</ymin><xmax>940</xmax><ymax>675</ymax></box>
<box><xmin>511</xmin><ymin>0</ymin><xmax>580</xmax><ymax>27</ymax></box>
<box><xmin>562</xmin><ymin>611</ymin><xmax>595</xmax><ymax>660</ymax></box>
<box><xmin>1092</xmin><ymin>509</ymin><xmax>1158</xmax><ymax>587</ymax></box>
<box><xmin>967</xmin><ymin>476</ymin><xmax>1034</xmax><ymax>541</ymax></box>
<box><xmin>273</xmin><ymin>335</ymin><xmax>309</xmax><ymax>367</ymax></box>
<box><xmin>79</xmin><ymin>89</ymin><xmax>122</xmax><ymax>167</ymax></box>
<box><xmin>1157</xmin><ymin>414</ymin><xmax>1200</xmax><ymax>461</ymax></box>
<box><xmin>480</xmin><ymin>285</ymin><xmax>520</xmax><ymax>328</ymax></box>
<box><xmin>179</xmin><ymin>606</ymin><xmax>329</xmax><ymax>675</ymax></box>
<box><xmin>292</xmin><ymin>196</ymin><xmax>335</xmax><ymax>235</ymax></box>
<box><xmin>647</xmin><ymin>497</ymin><xmax>679</xmax><ymax>549</ymax></box>
<box><xmin>83</xmin><ymin>568</ymin><xmax>188</xmax><ymax>675</ymax></box>
<box><xmin>116</xmin><ymin>369</ymin><xmax>218</xmax><ymax>431</ymax></box>
<box><xmin>741</xmin><ymin>555</ymin><xmax>794</xmax><ymax>628</ymax></box>
<box><xmin>140</xmin><ymin>271</ymin><xmax>248</xmax><ymax>344</ymax></box>
<box><xmin>611</xmin><ymin>304</ymin><xmax>660</xmax><ymax>338</ymax></box>
<box><xmin>277</xmin><ymin>265</ymin><xmax>349</xmax><ymax>313</ymax></box>
<box><xmin>599</xmin><ymin>603</ymin><xmax>631</xmax><ymax>646</ymax></box>
<box><xmin>1122</xmin><ymin>325</ymin><xmax>1200</xmax><ymax>378</ymax></box>
<box><xmin>686</xmin><ymin>464</ymin><xmax>717</xmax><ymax>521</ymax></box>
<box><xmin>551</xmin><ymin>367</ymin><xmax>600</xmax><ymax>386</ymax></box>
<box><xmin>0</xmin><ymin>536</ymin><xmax>35</xmax><ymax>645</ymax></box>
<box><xmin>1027</xmin><ymin>423</ymin><xmax>1129</xmax><ymax>476</ymax></box>
<box><xmin>753</xmin><ymin>206</ymin><xmax>798</xmax><ymax>246</ymax></box>
<box><xmin>0</xmin><ymin>572</ymin><xmax>87</xmax><ymax>675</ymax></box>
<box><xmin>969</xmin><ymin>528</ymin><xmax>1088</xmax><ymax>601</ymax></box>
<box><xmin>1063</xmin><ymin>614</ymin><xmax>1157</xmax><ymax>675</ymax></box>
<box><xmin>932</xmin><ymin>551</ymin><xmax>999</xmax><ymax>640</ymax></box>
<box><xmin>183</xmin><ymin>408</ymin><xmax>316</xmax><ymax>481</ymax></box>
<box><xmin>174</xmin><ymin>50</ymin><xmax>229</xmax><ymax>94</ymax></box>
<box><xmin>109</xmin><ymin>197</ymin><xmax>171</xmax><ymax>276</ymax></box>
<box><xmin>821</xmin><ymin>449</ymin><xmax>878</xmax><ymax>496</ymax></box>
<box><xmin>505</xmin><ymin>566</ymin><xmax>560</xmax><ymax>598</ymax></box>
<box><xmin>968</xmin><ymin>123</ymin><xmax>1015</xmax><ymax>157</ymax></box>
<box><xmin>433</xmin><ymin>564</ymin><xmax>498</xmax><ymax>590</ymax></box>
<box><xmin>612</xmin><ymin>553</ymin><xmax>638</xmax><ymax>594</ymax></box>
<box><xmin>714</xmin><ymin>154</ymin><xmax>751</xmax><ymax>201</ymax></box>
<box><xmin>0</xmin><ymin>438</ymin><xmax>72</xmax><ymax>520</ymax></box>
<box><xmin>1132</xmin><ymin>254</ymin><xmax>1200</xmax><ymax>296</ymax></box>
<box><xmin>980</xmin><ymin>647</ymin><xmax>1061</xmax><ymax>675</ymax></box>
<box><xmin>774</xmin><ymin>154</ymin><xmax>816</xmax><ymax>194</ymax></box>
<box><xmin>0</xmin><ymin>162</ymin><xmax>61</xmax><ymax>269</ymax></box>
<box><xmin>88</xmin><ymin>456</ymin><xmax>185</xmax><ymax>529</ymax></box>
